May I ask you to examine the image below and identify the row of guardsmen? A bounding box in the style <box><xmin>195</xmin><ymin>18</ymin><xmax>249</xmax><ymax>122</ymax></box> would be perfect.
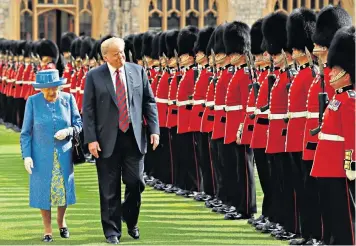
<box><xmin>121</xmin><ymin>5</ymin><xmax>355</xmax><ymax>246</ymax></box>
<box><xmin>0</xmin><ymin>4</ymin><xmax>354</xmax><ymax>246</ymax></box>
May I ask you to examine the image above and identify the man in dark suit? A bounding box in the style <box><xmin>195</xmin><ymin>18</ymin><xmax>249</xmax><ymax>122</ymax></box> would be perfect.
<box><xmin>83</xmin><ymin>37</ymin><xmax>160</xmax><ymax>244</ymax></box>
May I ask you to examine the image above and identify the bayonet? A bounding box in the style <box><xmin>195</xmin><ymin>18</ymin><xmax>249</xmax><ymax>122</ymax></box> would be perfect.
<box><xmin>129</xmin><ymin>50</ymin><xmax>133</xmax><ymax>63</ymax></box>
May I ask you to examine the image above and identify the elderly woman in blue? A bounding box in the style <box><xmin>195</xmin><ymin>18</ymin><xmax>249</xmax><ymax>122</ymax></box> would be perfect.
<box><xmin>20</xmin><ymin>69</ymin><xmax>82</xmax><ymax>243</ymax></box>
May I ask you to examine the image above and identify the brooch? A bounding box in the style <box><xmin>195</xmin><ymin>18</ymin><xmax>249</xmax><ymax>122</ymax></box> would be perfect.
<box><xmin>60</xmin><ymin>98</ymin><xmax>68</xmax><ymax>107</ymax></box>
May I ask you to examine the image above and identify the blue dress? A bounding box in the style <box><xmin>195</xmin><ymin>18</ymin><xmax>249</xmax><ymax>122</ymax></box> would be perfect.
<box><xmin>20</xmin><ymin>92</ymin><xmax>82</xmax><ymax>210</ymax></box>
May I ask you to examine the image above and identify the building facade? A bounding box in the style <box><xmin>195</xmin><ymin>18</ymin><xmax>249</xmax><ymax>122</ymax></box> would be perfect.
<box><xmin>1</xmin><ymin>0</ymin><xmax>354</xmax><ymax>43</ymax></box>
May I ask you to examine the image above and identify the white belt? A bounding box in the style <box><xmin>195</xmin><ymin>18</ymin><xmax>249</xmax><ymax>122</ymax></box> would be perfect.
<box><xmin>246</xmin><ymin>106</ymin><xmax>256</xmax><ymax>113</ymax></box>
<box><xmin>306</xmin><ymin>112</ymin><xmax>319</xmax><ymax>119</ymax></box>
<box><xmin>268</xmin><ymin>113</ymin><xmax>287</xmax><ymax>120</ymax></box>
<box><xmin>176</xmin><ymin>100</ymin><xmax>192</xmax><ymax>106</ymax></box>
<box><xmin>7</xmin><ymin>79</ymin><xmax>15</xmax><ymax>83</ymax></box>
<box><xmin>155</xmin><ymin>97</ymin><xmax>169</xmax><ymax>104</ymax></box>
<box><xmin>70</xmin><ymin>89</ymin><xmax>77</xmax><ymax>93</ymax></box>
<box><xmin>168</xmin><ymin>100</ymin><xmax>176</xmax><ymax>106</ymax></box>
<box><xmin>225</xmin><ymin>105</ymin><xmax>243</xmax><ymax>112</ymax></box>
<box><xmin>15</xmin><ymin>81</ymin><xmax>23</xmax><ymax>85</ymax></box>
<box><xmin>205</xmin><ymin>101</ymin><xmax>214</xmax><ymax>107</ymax></box>
<box><xmin>76</xmin><ymin>86</ymin><xmax>81</xmax><ymax>91</ymax></box>
<box><xmin>214</xmin><ymin>105</ymin><xmax>225</xmax><ymax>111</ymax></box>
<box><xmin>61</xmin><ymin>84</ymin><xmax>71</xmax><ymax>88</ymax></box>
<box><xmin>193</xmin><ymin>99</ymin><xmax>205</xmax><ymax>105</ymax></box>
<box><xmin>22</xmin><ymin>81</ymin><xmax>33</xmax><ymax>85</ymax></box>
<box><xmin>318</xmin><ymin>132</ymin><xmax>345</xmax><ymax>142</ymax></box>
<box><xmin>255</xmin><ymin>109</ymin><xmax>270</xmax><ymax>115</ymax></box>
<box><xmin>287</xmin><ymin>111</ymin><xmax>307</xmax><ymax>119</ymax></box>
<box><xmin>2</xmin><ymin>76</ymin><xmax>7</xmax><ymax>80</ymax></box>
<box><xmin>79</xmin><ymin>90</ymin><xmax>84</xmax><ymax>94</ymax></box>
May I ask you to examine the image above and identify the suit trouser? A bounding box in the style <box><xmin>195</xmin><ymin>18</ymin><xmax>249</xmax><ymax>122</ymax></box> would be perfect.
<box><xmin>301</xmin><ymin>160</ymin><xmax>322</xmax><ymax>240</ymax></box>
<box><xmin>168</xmin><ymin>127</ymin><xmax>179</xmax><ymax>186</ymax></box>
<box><xmin>154</xmin><ymin>127</ymin><xmax>171</xmax><ymax>184</ymax></box>
<box><xmin>176</xmin><ymin>132</ymin><xmax>200</xmax><ymax>191</ymax></box>
<box><xmin>194</xmin><ymin>132</ymin><xmax>215</xmax><ymax>196</ymax></box>
<box><xmin>253</xmin><ymin>148</ymin><xmax>272</xmax><ymax>217</ymax></box>
<box><xmin>95</xmin><ymin>126</ymin><xmax>145</xmax><ymax>239</ymax></box>
<box><xmin>210</xmin><ymin>137</ymin><xmax>224</xmax><ymax>201</ymax></box>
<box><xmin>235</xmin><ymin>145</ymin><xmax>256</xmax><ymax>215</ymax></box>
<box><xmin>318</xmin><ymin>178</ymin><xmax>355</xmax><ymax>245</ymax></box>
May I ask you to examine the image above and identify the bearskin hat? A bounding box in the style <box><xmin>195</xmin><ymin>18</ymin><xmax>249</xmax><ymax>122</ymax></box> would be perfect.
<box><xmin>178</xmin><ymin>25</ymin><xmax>199</xmax><ymax>56</ymax></box>
<box><xmin>89</xmin><ymin>40</ymin><xmax>100</xmax><ymax>60</ymax></box>
<box><xmin>151</xmin><ymin>32</ymin><xmax>161</xmax><ymax>60</ymax></box>
<box><xmin>23</xmin><ymin>41</ymin><xmax>32</xmax><ymax>57</ymax></box>
<box><xmin>327</xmin><ymin>26</ymin><xmax>355</xmax><ymax>84</ymax></box>
<box><xmin>133</xmin><ymin>33</ymin><xmax>144</xmax><ymax>60</ymax></box>
<box><xmin>17</xmin><ymin>40</ymin><xmax>27</xmax><ymax>56</ymax></box>
<box><xmin>98</xmin><ymin>34</ymin><xmax>115</xmax><ymax>59</ymax></box>
<box><xmin>165</xmin><ymin>30</ymin><xmax>179</xmax><ymax>58</ymax></box>
<box><xmin>214</xmin><ymin>24</ymin><xmax>226</xmax><ymax>54</ymax></box>
<box><xmin>141</xmin><ymin>31</ymin><xmax>155</xmax><ymax>58</ymax></box>
<box><xmin>124</xmin><ymin>34</ymin><xmax>136</xmax><ymax>62</ymax></box>
<box><xmin>312</xmin><ymin>5</ymin><xmax>352</xmax><ymax>48</ymax></box>
<box><xmin>206</xmin><ymin>29</ymin><xmax>216</xmax><ymax>57</ymax></box>
<box><xmin>223</xmin><ymin>21</ymin><xmax>250</xmax><ymax>55</ymax></box>
<box><xmin>80</xmin><ymin>36</ymin><xmax>94</xmax><ymax>59</ymax></box>
<box><xmin>262</xmin><ymin>10</ymin><xmax>290</xmax><ymax>55</ymax></box>
<box><xmin>60</xmin><ymin>32</ymin><xmax>77</xmax><ymax>53</ymax></box>
<box><xmin>287</xmin><ymin>8</ymin><xmax>316</xmax><ymax>52</ymax></box>
<box><xmin>251</xmin><ymin>18</ymin><xmax>264</xmax><ymax>55</ymax></box>
<box><xmin>37</xmin><ymin>39</ymin><xmax>59</xmax><ymax>63</ymax></box>
<box><xmin>70</xmin><ymin>37</ymin><xmax>83</xmax><ymax>58</ymax></box>
<box><xmin>194</xmin><ymin>26</ymin><xmax>215</xmax><ymax>55</ymax></box>
<box><xmin>159</xmin><ymin>32</ymin><xmax>168</xmax><ymax>57</ymax></box>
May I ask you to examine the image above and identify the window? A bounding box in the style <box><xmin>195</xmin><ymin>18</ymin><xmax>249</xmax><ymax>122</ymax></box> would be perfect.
<box><xmin>20</xmin><ymin>0</ymin><xmax>33</xmax><ymax>41</ymax></box>
<box><xmin>272</xmin><ymin>0</ymin><xmax>343</xmax><ymax>12</ymax></box>
<box><xmin>147</xmin><ymin>0</ymin><xmax>219</xmax><ymax>31</ymax></box>
<box><xmin>79</xmin><ymin>0</ymin><xmax>92</xmax><ymax>36</ymax></box>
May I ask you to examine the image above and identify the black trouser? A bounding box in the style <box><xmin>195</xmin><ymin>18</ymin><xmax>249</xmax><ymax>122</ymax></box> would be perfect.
<box><xmin>17</xmin><ymin>98</ymin><xmax>26</xmax><ymax>129</ymax></box>
<box><xmin>235</xmin><ymin>145</ymin><xmax>256</xmax><ymax>215</ymax></box>
<box><xmin>0</xmin><ymin>93</ymin><xmax>5</xmax><ymax>120</ymax></box>
<box><xmin>253</xmin><ymin>148</ymin><xmax>272</xmax><ymax>217</ymax></box>
<box><xmin>318</xmin><ymin>178</ymin><xmax>355</xmax><ymax>245</ymax></box>
<box><xmin>4</xmin><ymin>96</ymin><xmax>14</xmax><ymax>124</ymax></box>
<box><xmin>176</xmin><ymin>132</ymin><xmax>200</xmax><ymax>191</ymax></box>
<box><xmin>154</xmin><ymin>127</ymin><xmax>171</xmax><ymax>184</ymax></box>
<box><xmin>210</xmin><ymin>137</ymin><xmax>224</xmax><ymax>201</ymax></box>
<box><xmin>95</xmin><ymin>126</ymin><xmax>145</xmax><ymax>239</ymax></box>
<box><xmin>301</xmin><ymin>160</ymin><xmax>322</xmax><ymax>240</ymax></box>
<box><xmin>168</xmin><ymin>127</ymin><xmax>179</xmax><ymax>186</ymax></box>
<box><xmin>194</xmin><ymin>132</ymin><xmax>215</xmax><ymax>196</ymax></box>
<box><xmin>144</xmin><ymin>130</ymin><xmax>155</xmax><ymax>177</ymax></box>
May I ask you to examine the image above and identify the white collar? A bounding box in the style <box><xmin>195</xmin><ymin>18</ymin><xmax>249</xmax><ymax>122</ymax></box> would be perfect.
<box><xmin>107</xmin><ymin>62</ymin><xmax>125</xmax><ymax>75</ymax></box>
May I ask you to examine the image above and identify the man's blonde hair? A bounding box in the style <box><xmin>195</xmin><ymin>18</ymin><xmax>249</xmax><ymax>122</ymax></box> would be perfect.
<box><xmin>101</xmin><ymin>37</ymin><xmax>125</xmax><ymax>56</ymax></box>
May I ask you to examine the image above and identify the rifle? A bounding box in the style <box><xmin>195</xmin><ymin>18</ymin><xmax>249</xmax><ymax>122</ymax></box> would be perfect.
<box><xmin>247</xmin><ymin>53</ymin><xmax>261</xmax><ymax>119</ymax></box>
<box><xmin>260</xmin><ymin>55</ymin><xmax>276</xmax><ymax>112</ymax></box>
<box><xmin>174</xmin><ymin>49</ymin><xmax>182</xmax><ymax>85</ymax></box>
<box><xmin>210</xmin><ymin>49</ymin><xmax>219</xmax><ymax>86</ymax></box>
<box><xmin>305</xmin><ymin>47</ymin><xmax>317</xmax><ymax>78</ymax></box>
<box><xmin>162</xmin><ymin>52</ymin><xmax>169</xmax><ymax>73</ymax></box>
<box><xmin>310</xmin><ymin>57</ymin><xmax>328</xmax><ymax>136</ymax></box>
<box><xmin>282</xmin><ymin>49</ymin><xmax>293</xmax><ymax>123</ymax></box>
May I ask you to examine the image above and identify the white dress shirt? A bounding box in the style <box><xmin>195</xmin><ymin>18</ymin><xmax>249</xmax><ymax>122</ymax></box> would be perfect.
<box><xmin>107</xmin><ymin>62</ymin><xmax>130</xmax><ymax>120</ymax></box>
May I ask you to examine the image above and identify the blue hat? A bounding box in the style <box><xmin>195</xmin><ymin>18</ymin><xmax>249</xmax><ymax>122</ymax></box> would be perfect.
<box><xmin>33</xmin><ymin>69</ymin><xmax>67</xmax><ymax>89</ymax></box>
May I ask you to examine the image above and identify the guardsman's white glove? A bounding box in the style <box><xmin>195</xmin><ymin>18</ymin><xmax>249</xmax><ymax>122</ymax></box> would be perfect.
<box><xmin>54</xmin><ymin>127</ymin><xmax>73</xmax><ymax>140</ymax></box>
<box><xmin>24</xmin><ymin>157</ymin><xmax>33</xmax><ymax>174</ymax></box>
<box><xmin>344</xmin><ymin>150</ymin><xmax>355</xmax><ymax>181</ymax></box>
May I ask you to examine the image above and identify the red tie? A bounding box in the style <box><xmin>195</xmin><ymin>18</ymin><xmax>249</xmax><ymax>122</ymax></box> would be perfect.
<box><xmin>116</xmin><ymin>69</ymin><xmax>129</xmax><ymax>132</ymax></box>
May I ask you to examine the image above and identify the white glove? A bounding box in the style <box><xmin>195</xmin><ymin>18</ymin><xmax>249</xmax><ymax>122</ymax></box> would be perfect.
<box><xmin>346</xmin><ymin>170</ymin><xmax>356</xmax><ymax>181</ymax></box>
<box><xmin>54</xmin><ymin>127</ymin><xmax>73</xmax><ymax>140</ymax></box>
<box><xmin>24</xmin><ymin>157</ymin><xmax>33</xmax><ymax>174</ymax></box>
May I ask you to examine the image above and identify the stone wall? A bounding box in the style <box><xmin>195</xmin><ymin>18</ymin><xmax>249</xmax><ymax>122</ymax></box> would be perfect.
<box><xmin>0</xmin><ymin>0</ymin><xmax>10</xmax><ymax>38</ymax></box>
<box><xmin>228</xmin><ymin>0</ymin><xmax>268</xmax><ymax>26</ymax></box>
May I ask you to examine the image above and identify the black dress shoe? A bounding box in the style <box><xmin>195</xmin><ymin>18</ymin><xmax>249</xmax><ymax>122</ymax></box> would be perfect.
<box><xmin>275</xmin><ymin>232</ymin><xmax>298</xmax><ymax>241</ymax></box>
<box><xmin>42</xmin><ymin>235</ymin><xmax>53</xmax><ymax>242</ymax></box>
<box><xmin>289</xmin><ymin>238</ymin><xmax>307</xmax><ymax>245</ymax></box>
<box><xmin>248</xmin><ymin>214</ymin><xmax>265</xmax><ymax>224</ymax></box>
<box><xmin>59</xmin><ymin>227</ymin><xmax>69</xmax><ymax>238</ymax></box>
<box><xmin>305</xmin><ymin>239</ymin><xmax>325</xmax><ymax>245</ymax></box>
<box><xmin>128</xmin><ymin>226</ymin><xmax>140</xmax><ymax>239</ymax></box>
<box><xmin>224</xmin><ymin>212</ymin><xmax>252</xmax><ymax>220</ymax></box>
<box><xmin>106</xmin><ymin>236</ymin><xmax>120</xmax><ymax>244</ymax></box>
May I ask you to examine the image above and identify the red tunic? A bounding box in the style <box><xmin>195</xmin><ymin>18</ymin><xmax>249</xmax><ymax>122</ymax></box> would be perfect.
<box><xmin>166</xmin><ymin>72</ymin><xmax>179</xmax><ymax>129</ymax></box>
<box><xmin>212</xmin><ymin>68</ymin><xmax>233</xmax><ymax>140</ymax></box>
<box><xmin>177</xmin><ymin>68</ymin><xmax>195</xmax><ymax>134</ymax></box>
<box><xmin>311</xmin><ymin>88</ymin><xmax>355</xmax><ymax>177</ymax></box>
<box><xmin>14</xmin><ymin>63</ymin><xmax>25</xmax><ymax>99</ymax></box>
<box><xmin>0</xmin><ymin>61</ymin><xmax>4</xmax><ymax>94</ymax></box>
<box><xmin>20</xmin><ymin>63</ymin><xmax>32</xmax><ymax>99</ymax></box>
<box><xmin>224</xmin><ymin>66</ymin><xmax>249</xmax><ymax>144</ymax></box>
<box><xmin>62</xmin><ymin>62</ymin><xmax>73</xmax><ymax>93</ymax></box>
<box><xmin>250</xmin><ymin>69</ymin><xmax>269</xmax><ymax>149</ymax></box>
<box><xmin>189</xmin><ymin>68</ymin><xmax>211</xmax><ymax>132</ymax></box>
<box><xmin>285</xmin><ymin>66</ymin><xmax>314</xmax><ymax>152</ymax></box>
<box><xmin>155</xmin><ymin>71</ymin><xmax>170</xmax><ymax>128</ymax></box>
<box><xmin>302</xmin><ymin>66</ymin><xmax>335</xmax><ymax>160</ymax></box>
<box><xmin>77</xmin><ymin>66</ymin><xmax>88</xmax><ymax>113</ymax></box>
<box><xmin>266</xmin><ymin>69</ymin><xmax>289</xmax><ymax>154</ymax></box>
<box><xmin>200</xmin><ymin>78</ymin><xmax>216</xmax><ymax>133</ymax></box>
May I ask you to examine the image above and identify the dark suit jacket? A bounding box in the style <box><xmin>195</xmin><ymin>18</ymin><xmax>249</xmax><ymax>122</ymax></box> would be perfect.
<box><xmin>83</xmin><ymin>62</ymin><xmax>159</xmax><ymax>158</ymax></box>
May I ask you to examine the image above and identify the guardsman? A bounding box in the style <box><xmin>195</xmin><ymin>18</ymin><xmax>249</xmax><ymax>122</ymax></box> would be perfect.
<box><xmin>0</xmin><ymin>39</ymin><xmax>5</xmax><ymax>123</ymax></box>
<box><xmin>223</xmin><ymin>21</ymin><xmax>256</xmax><ymax>220</ymax></box>
<box><xmin>19</xmin><ymin>41</ymin><xmax>32</xmax><ymax>124</ymax></box>
<box><xmin>13</xmin><ymin>40</ymin><xmax>27</xmax><ymax>131</ymax></box>
<box><xmin>305</xmin><ymin>6</ymin><xmax>352</xmax><ymax>245</ymax></box>
<box><xmin>263</xmin><ymin>10</ymin><xmax>299</xmax><ymax>240</ymax></box>
<box><xmin>70</xmin><ymin>37</ymin><xmax>85</xmax><ymax>103</ymax></box>
<box><xmin>176</xmin><ymin>26</ymin><xmax>200</xmax><ymax>197</ymax></box>
<box><xmin>25</xmin><ymin>41</ymin><xmax>40</xmax><ymax>100</ymax></box>
<box><xmin>4</xmin><ymin>41</ymin><xmax>17</xmax><ymax>129</ymax></box>
<box><xmin>189</xmin><ymin>26</ymin><xmax>215</xmax><ymax>202</ymax></box>
<box><xmin>60</xmin><ymin>32</ymin><xmax>77</xmax><ymax>93</ymax></box>
<box><xmin>210</xmin><ymin>23</ymin><xmax>235</xmax><ymax>213</ymax></box>
<box><xmin>249</xmin><ymin>18</ymin><xmax>273</xmax><ymax>227</ymax></box>
<box><xmin>165</xmin><ymin>30</ymin><xmax>181</xmax><ymax>193</ymax></box>
<box><xmin>133</xmin><ymin>33</ymin><xmax>144</xmax><ymax>67</ymax></box>
<box><xmin>285</xmin><ymin>8</ymin><xmax>317</xmax><ymax>245</ymax></box>
<box><xmin>150</xmin><ymin>32</ymin><xmax>162</xmax><ymax>106</ymax></box>
<box><xmin>311</xmin><ymin>26</ymin><xmax>355</xmax><ymax>246</ymax></box>
<box><xmin>124</xmin><ymin>34</ymin><xmax>136</xmax><ymax>63</ymax></box>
